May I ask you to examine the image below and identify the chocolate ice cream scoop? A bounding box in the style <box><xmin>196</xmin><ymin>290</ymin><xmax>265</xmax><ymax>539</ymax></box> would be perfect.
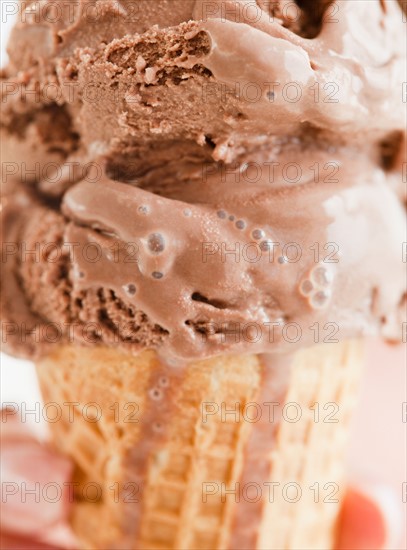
<box><xmin>1</xmin><ymin>0</ymin><xmax>406</xmax><ymax>359</ymax></box>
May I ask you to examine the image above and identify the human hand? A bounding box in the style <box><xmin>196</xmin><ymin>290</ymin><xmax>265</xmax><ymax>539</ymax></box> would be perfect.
<box><xmin>0</xmin><ymin>412</ymin><xmax>75</xmax><ymax>550</ymax></box>
<box><xmin>0</xmin><ymin>411</ymin><xmax>400</xmax><ymax>550</ymax></box>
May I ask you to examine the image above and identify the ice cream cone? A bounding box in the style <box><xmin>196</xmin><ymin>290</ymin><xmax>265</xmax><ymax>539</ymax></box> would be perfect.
<box><xmin>36</xmin><ymin>340</ymin><xmax>362</xmax><ymax>550</ymax></box>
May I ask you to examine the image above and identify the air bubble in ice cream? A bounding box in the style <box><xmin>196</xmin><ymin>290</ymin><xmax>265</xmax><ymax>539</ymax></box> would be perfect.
<box><xmin>260</xmin><ymin>240</ymin><xmax>273</xmax><ymax>252</ymax></box>
<box><xmin>252</xmin><ymin>229</ymin><xmax>265</xmax><ymax>240</ymax></box>
<box><xmin>124</xmin><ymin>284</ymin><xmax>137</xmax><ymax>296</ymax></box>
<box><xmin>158</xmin><ymin>376</ymin><xmax>170</xmax><ymax>388</ymax></box>
<box><xmin>311</xmin><ymin>266</ymin><xmax>333</xmax><ymax>287</ymax></box>
<box><xmin>152</xmin><ymin>271</ymin><xmax>164</xmax><ymax>280</ymax></box>
<box><xmin>148</xmin><ymin>233</ymin><xmax>165</xmax><ymax>254</ymax></box>
<box><xmin>149</xmin><ymin>388</ymin><xmax>163</xmax><ymax>401</ymax></box>
<box><xmin>236</xmin><ymin>220</ymin><xmax>246</xmax><ymax>230</ymax></box>
<box><xmin>300</xmin><ymin>280</ymin><xmax>313</xmax><ymax>295</ymax></box>
<box><xmin>217</xmin><ymin>210</ymin><xmax>227</xmax><ymax>219</ymax></box>
<box><xmin>310</xmin><ymin>290</ymin><xmax>331</xmax><ymax>309</ymax></box>
<box><xmin>138</xmin><ymin>205</ymin><xmax>149</xmax><ymax>215</ymax></box>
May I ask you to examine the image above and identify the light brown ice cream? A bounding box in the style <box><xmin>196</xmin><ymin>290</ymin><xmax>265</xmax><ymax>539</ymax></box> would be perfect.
<box><xmin>1</xmin><ymin>0</ymin><xmax>406</xmax><ymax>359</ymax></box>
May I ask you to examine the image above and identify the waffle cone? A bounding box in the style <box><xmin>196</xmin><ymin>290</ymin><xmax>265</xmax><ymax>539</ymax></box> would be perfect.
<box><xmin>36</xmin><ymin>341</ymin><xmax>363</xmax><ymax>550</ymax></box>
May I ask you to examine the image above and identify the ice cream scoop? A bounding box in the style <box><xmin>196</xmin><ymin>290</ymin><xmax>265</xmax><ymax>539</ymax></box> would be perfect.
<box><xmin>1</xmin><ymin>0</ymin><xmax>405</xmax><ymax>360</ymax></box>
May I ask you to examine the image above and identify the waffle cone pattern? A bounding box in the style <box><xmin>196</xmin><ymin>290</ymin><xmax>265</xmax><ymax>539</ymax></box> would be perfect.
<box><xmin>36</xmin><ymin>341</ymin><xmax>362</xmax><ymax>550</ymax></box>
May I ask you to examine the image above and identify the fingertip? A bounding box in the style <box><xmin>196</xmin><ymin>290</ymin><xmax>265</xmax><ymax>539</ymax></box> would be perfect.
<box><xmin>1</xmin><ymin>430</ymin><xmax>73</xmax><ymax>537</ymax></box>
<box><xmin>337</xmin><ymin>485</ymin><xmax>401</xmax><ymax>550</ymax></box>
<box><xmin>0</xmin><ymin>532</ymin><xmax>62</xmax><ymax>550</ymax></box>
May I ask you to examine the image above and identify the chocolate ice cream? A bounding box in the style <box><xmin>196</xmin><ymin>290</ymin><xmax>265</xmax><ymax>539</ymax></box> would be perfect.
<box><xmin>1</xmin><ymin>0</ymin><xmax>406</xmax><ymax>359</ymax></box>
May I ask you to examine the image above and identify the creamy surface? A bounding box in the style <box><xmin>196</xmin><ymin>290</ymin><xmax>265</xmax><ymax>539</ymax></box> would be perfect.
<box><xmin>1</xmin><ymin>0</ymin><xmax>406</xmax><ymax>359</ymax></box>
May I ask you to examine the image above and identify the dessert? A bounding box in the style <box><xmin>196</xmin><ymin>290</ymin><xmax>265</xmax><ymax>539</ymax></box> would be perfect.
<box><xmin>1</xmin><ymin>1</ymin><xmax>406</xmax><ymax>549</ymax></box>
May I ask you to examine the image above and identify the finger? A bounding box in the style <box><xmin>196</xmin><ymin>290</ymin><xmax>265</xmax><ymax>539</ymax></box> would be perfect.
<box><xmin>337</xmin><ymin>486</ymin><xmax>401</xmax><ymax>550</ymax></box>
<box><xmin>0</xmin><ymin>524</ymin><xmax>78</xmax><ymax>550</ymax></box>
<box><xmin>0</xmin><ymin>531</ymin><xmax>63</xmax><ymax>550</ymax></box>
<box><xmin>0</xmin><ymin>407</ymin><xmax>37</xmax><ymax>441</ymax></box>
<box><xmin>0</xmin><ymin>412</ymin><xmax>73</xmax><ymax>539</ymax></box>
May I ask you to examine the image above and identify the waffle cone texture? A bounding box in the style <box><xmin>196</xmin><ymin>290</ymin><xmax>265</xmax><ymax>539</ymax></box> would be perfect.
<box><xmin>36</xmin><ymin>341</ymin><xmax>363</xmax><ymax>550</ymax></box>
